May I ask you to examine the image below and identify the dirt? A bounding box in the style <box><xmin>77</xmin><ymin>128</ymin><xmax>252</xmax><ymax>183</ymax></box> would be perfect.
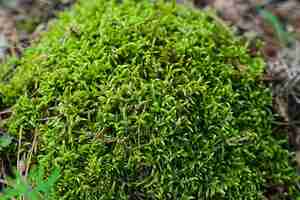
<box><xmin>0</xmin><ymin>0</ymin><xmax>75</xmax><ymax>61</ymax></box>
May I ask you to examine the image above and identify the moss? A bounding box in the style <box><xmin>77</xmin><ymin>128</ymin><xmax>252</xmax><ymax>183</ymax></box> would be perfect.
<box><xmin>0</xmin><ymin>0</ymin><xmax>298</xmax><ymax>199</ymax></box>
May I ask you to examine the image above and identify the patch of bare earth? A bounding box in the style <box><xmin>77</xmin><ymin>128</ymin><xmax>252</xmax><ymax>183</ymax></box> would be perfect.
<box><xmin>0</xmin><ymin>0</ymin><xmax>75</xmax><ymax>61</ymax></box>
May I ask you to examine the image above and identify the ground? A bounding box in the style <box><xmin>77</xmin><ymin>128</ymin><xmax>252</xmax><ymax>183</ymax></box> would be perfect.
<box><xmin>0</xmin><ymin>0</ymin><xmax>74</xmax><ymax>60</ymax></box>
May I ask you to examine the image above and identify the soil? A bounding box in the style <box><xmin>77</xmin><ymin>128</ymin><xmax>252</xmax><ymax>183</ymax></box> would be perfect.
<box><xmin>0</xmin><ymin>0</ymin><xmax>75</xmax><ymax>61</ymax></box>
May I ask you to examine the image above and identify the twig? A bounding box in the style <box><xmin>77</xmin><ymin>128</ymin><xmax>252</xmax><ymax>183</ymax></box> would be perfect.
<box><xmin>17</xmin><ymin>127</ymin><xmax>23</xmax><ymax>177</ymax></box>
<box><xmin>205</xmin><ymin>8</ymin><xmax>232</xmax><ymax>34</ymax></box>
<box><xmin>0</xmin><ymin>108</ymin><xmax>12</xmax><ymax>118</ymax></box>
<box><xmin>0</xmin><ymin>160</ymin><xmax>7</xmax><ymax>188</ymax></box>
<box><xmin>25</xmin><ymin>129</ymin><xmax>38</xmax><ymax>177</ymax></box>
<box><xmin>261</xmin><ymin>75</ymin><xmax>285</xmax><ymax>82</ymax></box>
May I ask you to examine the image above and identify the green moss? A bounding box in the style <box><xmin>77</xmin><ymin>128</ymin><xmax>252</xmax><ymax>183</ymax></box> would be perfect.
<box><xmin>0</xmin><ymin>0</ymin><xmax>298</xmax><ymax>199</ymax></box>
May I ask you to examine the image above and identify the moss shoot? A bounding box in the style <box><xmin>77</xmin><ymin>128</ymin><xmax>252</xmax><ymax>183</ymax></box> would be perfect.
<box><xmin>0</xmin><ymin>0</ymin><xmax>298</xmax><ymax>199</ymax></box>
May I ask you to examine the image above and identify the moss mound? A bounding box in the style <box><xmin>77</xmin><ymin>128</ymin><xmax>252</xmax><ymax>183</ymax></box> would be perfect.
<box><xmin>0</xmin><ymin>0</ymin><xmax>298</xmax><ymax>199</ymax></box>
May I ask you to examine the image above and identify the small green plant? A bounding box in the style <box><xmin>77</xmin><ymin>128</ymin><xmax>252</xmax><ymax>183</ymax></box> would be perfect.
<box><xmin>0</xmin><ymin>166</ymin><xmax>60</xmax><ymax>200</ymax></box>
<box><xmin>0</xmin><ymin>134</ymin><xmax>12</xmax><ymax>151</ymax></box>
<box><xmin>256</xmin><ymin>6</ymin><xmax>293</xmax><ymax>45</ymax></box>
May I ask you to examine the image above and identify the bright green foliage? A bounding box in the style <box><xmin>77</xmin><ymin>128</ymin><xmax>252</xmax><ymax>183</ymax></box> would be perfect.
<box><xmin>0</xmin><ymin>134</ymin><xmax>12</xmax><ymax>151</ymax></box>
<box><xmin>0</xmin><ymin>0</ymin><xmax>298</xmax><ymax>199</ymax></box>
<box><xmin>1</xmin><ymin>166</ymin><xmax>60</xmax><ymax>200</ymax></box>
<box><xmin>256</xmin><ymin>6</ymin><xmax>292</xmax><ymax>45</ymax></box>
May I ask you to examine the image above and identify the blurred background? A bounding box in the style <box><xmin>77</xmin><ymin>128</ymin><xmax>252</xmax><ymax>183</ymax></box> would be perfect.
<box><xmin>0</xmin><ymin>0</ymin><xmax>74</xmax><ymax>59</ymax></box>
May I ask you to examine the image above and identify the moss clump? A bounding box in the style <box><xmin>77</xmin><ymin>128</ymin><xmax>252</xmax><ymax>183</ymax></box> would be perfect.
<box><xmin>0</xmin><ymin>0</ymin><xmax>298</xmax><ymax>199</ymax></box>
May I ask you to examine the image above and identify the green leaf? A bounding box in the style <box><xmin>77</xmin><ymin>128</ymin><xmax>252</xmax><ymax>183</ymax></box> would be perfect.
<box><xmin>257</xmin><ymin>7</ymin><xmax>292</xmax><ymax>45</ymax></box>
<box><xmin>0</xmin><ymin>134</ymin><xmax>12</xmax><ymax>150</ymax></box>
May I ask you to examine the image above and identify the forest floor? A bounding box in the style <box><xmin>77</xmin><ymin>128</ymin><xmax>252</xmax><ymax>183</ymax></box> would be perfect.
<box><xmin>0</xmin><ymin>0</ymin><xmax>75</xmax><ymax>60</ymax></box>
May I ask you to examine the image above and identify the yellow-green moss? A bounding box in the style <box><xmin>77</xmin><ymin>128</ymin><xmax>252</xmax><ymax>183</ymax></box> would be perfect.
<box><xmin>0</xmin><ymin>0</ymin><xmax>298</xmax><ymax>199</ymax></box>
